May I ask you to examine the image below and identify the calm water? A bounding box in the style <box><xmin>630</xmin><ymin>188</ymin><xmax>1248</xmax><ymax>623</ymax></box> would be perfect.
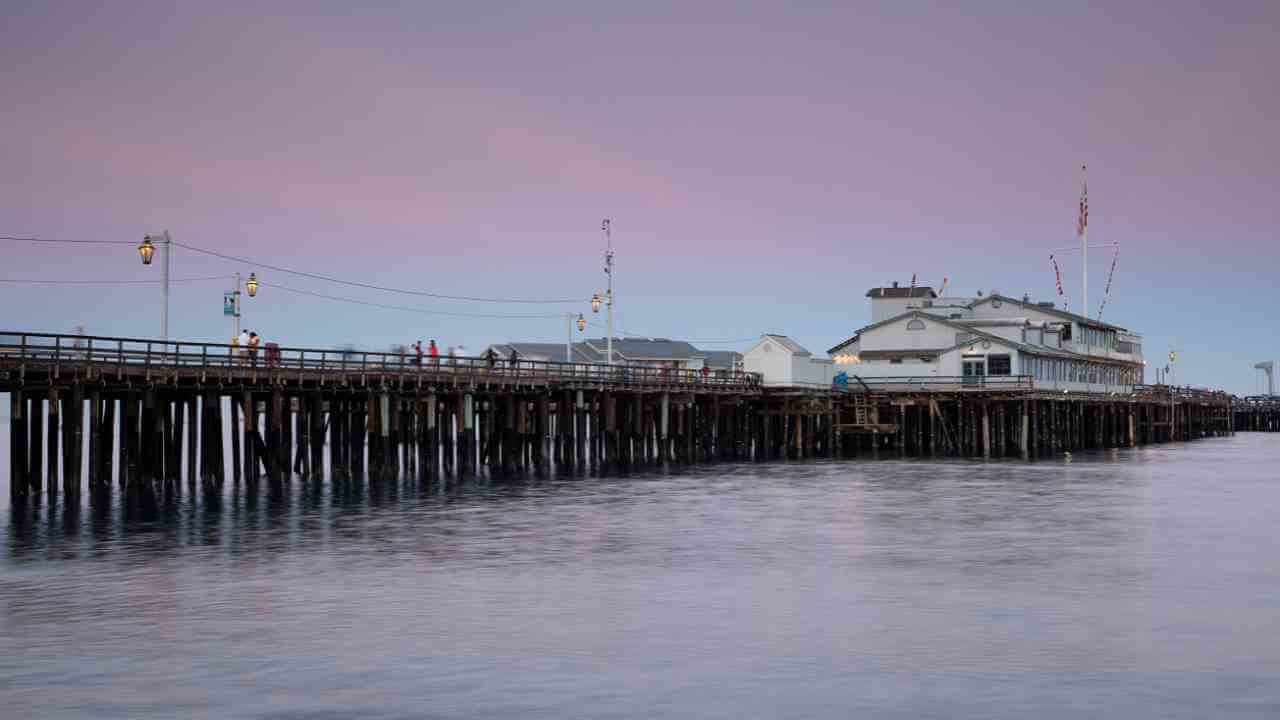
<box><xmin>2</xmin><ymin>432</ymin><xmax>1279</xmax><ymax>718</ymax></box>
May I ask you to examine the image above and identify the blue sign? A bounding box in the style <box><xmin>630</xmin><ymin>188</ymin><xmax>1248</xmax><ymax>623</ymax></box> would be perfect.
<box><xmin>223</xmin><ymin>293</ymin><xmax>238</xmax><ymax>316</ymax></box>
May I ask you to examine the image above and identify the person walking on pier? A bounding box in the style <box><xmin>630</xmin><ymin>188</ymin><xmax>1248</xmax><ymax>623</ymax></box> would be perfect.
<box><xmin>248</xmin><ymin>331</ymin><xmax>260</xmax><ymax>366</ymax></box>
<box><xmin>508</xmin><ymin>348</ymin><xmax>519</xmax><ymax>372</ymax></box>
<box><xmin>428</xmin><ymin>339</ymin><xmax>439</xmax><ymax>368</ymax></box>
<box><xmin>413</xmin><ymin>340</ymin><xmax>423</xmax><ymax>366</ymax></box>
<box><xmin>485</xmin><ymin>347</ymin><xmax>498</xmax><ymax>371</ymax></box>
<box><xmin>238</xmin><ymin>329</ymin><xmax>250</xmax><ymax>365</ymax></box>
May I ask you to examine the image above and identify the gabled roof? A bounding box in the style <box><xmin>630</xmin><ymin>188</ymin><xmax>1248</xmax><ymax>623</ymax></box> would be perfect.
<box><xmin>827</xmin><ymin>310</ymin><xmax>1142</xmax><ymax>366</ymax></box>
<box><xmin>581</xmin><ymin>337</ymin><xmax>703</xmax><ymax>361</ymax></box>
<box><xmin>701</xmin><ymin>350</ymin><xmax>742</xmax><ymax>369</ymax></box>
<box><xmin>488</xmin><ymin>342</ymin><xmax>586</xmax><ymax>362</ymax></box>
<box><xmin>866</xmin><ymin>286</ymin><xmax>937</xmax><ymax>299</ymax></box>
<box><xmin>746</xmin><ymin>334</ymin><xmax>811</xmax><ymax>357</ymax></box>
<box><xmin>969</xmin><ymin>294</ymin><xmax>1129</xmax><ymax>332</ymax></box>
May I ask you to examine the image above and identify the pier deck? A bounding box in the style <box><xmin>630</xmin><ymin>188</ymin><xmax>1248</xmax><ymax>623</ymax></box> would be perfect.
<box><xmin>2</xmin><ymin>331</ymin><xmax>1261</xmax><ymax>505</ymax></box>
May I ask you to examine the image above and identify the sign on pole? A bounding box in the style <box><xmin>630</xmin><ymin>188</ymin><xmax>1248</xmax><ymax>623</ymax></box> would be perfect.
<box><xmin>223</xmin><ymin>293</ymin><xmax>238</xmax><ymax>316</ymax></box>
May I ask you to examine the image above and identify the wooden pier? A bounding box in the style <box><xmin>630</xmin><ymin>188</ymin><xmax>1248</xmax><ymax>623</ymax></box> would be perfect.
<box><xmin>1</xmin><ymin>331</ymin><xmax>1250</xmax><ymax>505</ymax></box>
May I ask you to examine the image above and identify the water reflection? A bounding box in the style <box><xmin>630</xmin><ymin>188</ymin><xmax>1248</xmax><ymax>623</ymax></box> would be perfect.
<box><xmin>2</xmin><ymin>436</ymin><xmax>1278</xmax><ymax>719</ymax></box>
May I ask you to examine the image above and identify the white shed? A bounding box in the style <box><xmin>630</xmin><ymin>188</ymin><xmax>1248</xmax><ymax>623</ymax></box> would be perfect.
<box><xmin>742</xmin><ymin>334</ymin><xmax>833</xmax><ymax>386</ymax></box>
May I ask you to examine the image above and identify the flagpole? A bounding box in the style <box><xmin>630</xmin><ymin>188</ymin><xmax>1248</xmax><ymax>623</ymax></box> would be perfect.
<box><xmin>1079</xmin><ymin>165</ymin><xmax>1088</xmax><ymax>317</ymax></box>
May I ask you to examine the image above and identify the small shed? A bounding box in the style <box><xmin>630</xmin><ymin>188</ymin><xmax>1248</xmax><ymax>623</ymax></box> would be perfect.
<box><xmin>742</xmin><ymin>334</ymin><xmax>833</xmax><ymax>386</ymax></box>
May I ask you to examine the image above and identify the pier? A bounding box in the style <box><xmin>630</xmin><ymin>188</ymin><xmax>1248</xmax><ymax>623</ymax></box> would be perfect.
<box><xmin>1</xmin><ymin>330</ymin><xmax>1254</xmax><ymax>504</ymax></box>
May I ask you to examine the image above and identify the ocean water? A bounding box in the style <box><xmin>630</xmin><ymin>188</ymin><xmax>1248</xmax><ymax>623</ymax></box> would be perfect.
<box><xmin>2</xmin><ymin>428</ymin><xmax>1278</xmax><ymax>719</ymax></box>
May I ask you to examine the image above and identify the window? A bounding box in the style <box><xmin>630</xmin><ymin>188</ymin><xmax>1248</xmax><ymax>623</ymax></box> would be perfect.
<box><xmin>1116</xmin><ymin>340</ymin><xmax>1134</xmax><ymax>354</ymax></box>
<box><xmin>906</xmin><ymin>318</ymin><xmax>926</xmax><ymax>331</ymax></box>
<box><xmin>988</xmin><ymin>355</ymin><xmax>1011</xmax><ymax>375</ymax></box>
<box><xmin>1060</xmin><ymin>324</ymin><xmax>1072</xmax><ymax>342</ymax></box>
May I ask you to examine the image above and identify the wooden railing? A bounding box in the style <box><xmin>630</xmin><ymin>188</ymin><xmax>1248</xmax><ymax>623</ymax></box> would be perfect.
<box><xmin>0</xmin><ymin>331</ymin><xmax>762</xmax><ymax>391</ymax></box>
<box><xmin>828</xmin><ymin>375</ymin><xmax>1036</xmax><ymax>392</ymax></box>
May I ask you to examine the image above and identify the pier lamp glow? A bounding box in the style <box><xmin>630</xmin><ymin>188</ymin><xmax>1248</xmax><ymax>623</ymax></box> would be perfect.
<box><xmin>141</xmin><ymin>230</ymin><xmax>172</xmax><ymax>341</ymax></box>
<box><xmin>137</xmin><ymin>237</ymin><xmax>155</xmax><ymax>265</ymax></box>
<box><xmin>246</xmin><ymin>273</ymin><xmax>258</xmax><ymax>297</ymax></box>
<box><xmin>577</xmin><ymin>313</ymin><xmax>586</xmax><ymax>332</ymax></box>
<box><xmin>591</xmin><ymin>294</ymin><xmax>601</xmax><ymax>313</ymax></box>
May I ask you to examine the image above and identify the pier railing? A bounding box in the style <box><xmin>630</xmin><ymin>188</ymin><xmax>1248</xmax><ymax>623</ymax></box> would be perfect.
<box><xmin>0</xmin><ymin>331</ymin><xmax>762</xmax><ymax>391</ymax></box>
<box><xmin>822</xmin><ymin>375</ymin><xmax>1035</xmax><ymax>392</ymax></box>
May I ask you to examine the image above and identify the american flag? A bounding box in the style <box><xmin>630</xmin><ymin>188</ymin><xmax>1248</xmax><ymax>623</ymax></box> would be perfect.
<box><xmin>1051</xmin><ymin>254</ymin><xmax>1064</xmax><ymax>295</ymax></box>
<box><xmin>601</xmin><ymin>218</ymin><xmax>611</xmax><ymax>232</ymax></box>
<box><xmin>1076</xmin><ymin>167</ymin><xmax>1088</xmax><ymax>236</ymax></box>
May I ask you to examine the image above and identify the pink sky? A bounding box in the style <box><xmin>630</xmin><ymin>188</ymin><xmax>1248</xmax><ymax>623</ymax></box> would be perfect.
<box><xmin>2</xmin><ymin>0</ymin><xmax>1277</xmax><ymax>393</ymax></box>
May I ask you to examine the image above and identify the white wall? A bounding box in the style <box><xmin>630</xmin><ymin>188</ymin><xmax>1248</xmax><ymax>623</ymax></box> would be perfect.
<box><xmin>793</xmin><ymin>358</ymin><xmax>834</xmax><ymax>385</ymax></box>
<box><xmin>857</xmin><ymin>314</ymin><xmax>958</xmax><ymax>352</ymax></box>
<box><xmin>743</xmin><ymin>338</ymin><xmax>794</xmax><ymax>385</ymax></box>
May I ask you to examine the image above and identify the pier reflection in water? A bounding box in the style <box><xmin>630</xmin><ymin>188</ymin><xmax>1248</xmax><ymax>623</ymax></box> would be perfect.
<box><xmin>3</xmin><ymin>434</ymin><xmax>1279</xmax><ymax>719</ymax></box>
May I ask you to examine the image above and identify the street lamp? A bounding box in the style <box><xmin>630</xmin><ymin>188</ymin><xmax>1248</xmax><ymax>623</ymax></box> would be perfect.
<box><xmin>565</xmin><ymin>312</ymin><xmax>586</xmax><ymax>363</ymax></box>
<box><xmin>138</xmin><ymin>237</ymin><xmax>155</xmax><ymax>265</ymax></box>
<box><xmin>246</xmin><ymin>272</ymin><xmax>258</xmax><ymax>297</ymax></box>
<box><xmin>141</xmin><ymin>230</ymin><xmax>171</xmax><ymax>341</ymax></box>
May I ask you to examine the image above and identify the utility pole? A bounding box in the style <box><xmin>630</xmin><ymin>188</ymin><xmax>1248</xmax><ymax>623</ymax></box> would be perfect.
<box><xmin>603</xmin><ymin>218</ymin><xmax>614</xmax><ymax>367</ymax></box>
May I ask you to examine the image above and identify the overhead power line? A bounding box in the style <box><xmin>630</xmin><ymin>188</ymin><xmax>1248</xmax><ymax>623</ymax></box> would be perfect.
<box><xmin>172</xmin><ymin>241</ymin><xmax>582</xmax><ymax>304</ymax></box>
<box><xmin>1</xmin><ymin>235</ymin><xmax>136</xmax><ymax>245</ymax></box>
<box><xmin>0</xmin><ymin>275</ymin><xmax>232</xmax><ymax>285</ymax></box>
<box><xmin>260</xmin><ymin>282</ymin><xmax>565</xmax><ymax>319</ymax></box>
<box><xmin>3</xmin><ymin>234</ymin><xmax>586</xmax><ymax>304</ymax></box>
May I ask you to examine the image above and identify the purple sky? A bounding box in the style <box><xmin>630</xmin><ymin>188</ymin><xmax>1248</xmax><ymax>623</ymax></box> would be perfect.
<box><xmin>2</xmin><ymin>1</ymin><xmax>1277</xmax><ymax>393</ymax></box>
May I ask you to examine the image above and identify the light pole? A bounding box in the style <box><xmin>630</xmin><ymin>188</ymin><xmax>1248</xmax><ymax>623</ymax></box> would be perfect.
<box><xmin>590</xmin><ymin>218</ymin><xmax>615</xmax><ymax>366</ymax></box>
<box><xmin>140</xmin><ymin>230</ymin><xmax>171</xmax><ymax>341</ymax></box>
<box><xmin>1168</xmin><ymin>349</ymin><xmax>1182</xmax><ymax>388</ymax></box>
<box><xmin>232</xmin><ymin>272</ymin><xmax>242</xmax><ymax>338</ymax></box>
<box><xmin>565</xmin><ymin>312</ymin><xmax>586</xmax><ymax>362</ymax></box>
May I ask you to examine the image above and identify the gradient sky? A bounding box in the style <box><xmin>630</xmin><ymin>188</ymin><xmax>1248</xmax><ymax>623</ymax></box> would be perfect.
<box><xmin>2</xmin><ymin>1</ymin><xmax>1277</xmax><ymax>394</ymax></box>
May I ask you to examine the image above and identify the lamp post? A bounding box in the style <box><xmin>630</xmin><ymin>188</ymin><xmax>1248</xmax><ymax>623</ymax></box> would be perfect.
<box><xmin>590</xmin><ymin>219</ymin><xmax>615</xmax><ymax>366</ymax></box>
<box><xmin>140</xmin><ymin>230</ymin><xmax>171</xmax><ymax>341</ymax></box>
<box><xmin>565</xmin><ymin>312</ymin><xmax>586</xmax><ymax>363</ymax></box>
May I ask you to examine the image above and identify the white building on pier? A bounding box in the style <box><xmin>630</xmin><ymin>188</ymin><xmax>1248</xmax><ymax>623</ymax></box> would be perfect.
<box><xmin>826</xmin><ymin>283</ymin><xmax>1145</xmax><ymax>392</ymax></box>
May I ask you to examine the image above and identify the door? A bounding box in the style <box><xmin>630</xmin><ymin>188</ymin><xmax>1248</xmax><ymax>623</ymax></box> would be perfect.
<box><xmin>962</xmin><ymin>359</ymin><xmax>985</xmax><ymax>386</ymax></box>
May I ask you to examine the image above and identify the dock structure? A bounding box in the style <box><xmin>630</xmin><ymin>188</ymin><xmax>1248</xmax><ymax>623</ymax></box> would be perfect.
<box><xmin>1234</xmin><ymin>396</ymin><xmax>1280</xmax><ymax>432</ymax></box>
<box><xmin>0</xmin><ymin>331</ymin><xmax>1248</xmax><ymax>505</ymax></box>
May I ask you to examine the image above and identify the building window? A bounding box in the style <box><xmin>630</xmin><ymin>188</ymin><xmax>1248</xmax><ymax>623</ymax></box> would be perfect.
<box><xmin>906</xmin><ymin>318</ymin><xmax>926</xmax><ymax>331</ymax></box>
<box><xmin>1061</xmin><ymin>324</ymin><xmax>1072</xmax><ymax>342</ymax></box>
<box><xmin>988</xmin><ymin>355</ymin><xmax>1011</xmax><ymax>375</ymax></box>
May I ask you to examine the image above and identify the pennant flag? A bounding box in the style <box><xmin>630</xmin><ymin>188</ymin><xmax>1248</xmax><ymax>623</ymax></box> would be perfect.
<box><xmin>1076</xmin><ymin>166</ymin><xmax>1089</xmax><ymax>237</ymax></box>
<box><xmin>1098</xmin><ymin>244</ymin><xmax>1119</xmax><ymax>320</ymax></box>
<box><xmin>1050</xmin><ymin>254</ymin><xmax>1064</xmax><ymax>296</ymax></box>
<box><xmin>939</xmin><ymin>277</ymin><xmax>949</xmax><ymax>295</ymax></box>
